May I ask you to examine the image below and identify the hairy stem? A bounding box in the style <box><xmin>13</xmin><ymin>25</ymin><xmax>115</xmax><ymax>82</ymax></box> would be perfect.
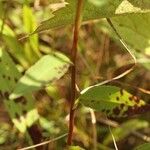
<box><xmin>67</xmin><ymin>0</ymin><xmax>84</xmax><ymax>145</ymax></box>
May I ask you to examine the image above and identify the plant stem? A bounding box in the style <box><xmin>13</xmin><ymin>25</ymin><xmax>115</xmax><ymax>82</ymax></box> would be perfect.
<box><xmin>67</xmin><ymin>0</ymin><xmax>84</xmax><ymax>145</ymax></box>
<box><xmin>90</xmin><ymin>109</ymin><xmax>97</xmax><ymax>150</ymax></box>
<box><xmin>27</xmin><ymin>124</ymin><xmax>43</xmax><ymax>150</ymax></box>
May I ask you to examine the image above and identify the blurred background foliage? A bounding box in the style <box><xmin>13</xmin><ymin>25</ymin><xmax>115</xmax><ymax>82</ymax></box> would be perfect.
<box><xmin>0</xmin><ymin>0</ymin><xmax>150</xmax><ymax>149</ymax></box>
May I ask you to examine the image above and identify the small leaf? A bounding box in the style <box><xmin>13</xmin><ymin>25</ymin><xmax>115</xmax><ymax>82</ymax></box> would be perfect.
<box><xmin>134</xmin><ymin>143</ymin><xmax>150</xmax><ymax>150</ymax></box>
<box><xmin>34</xmin><ymin>0</ymin><xmax>150</xmax><ymax>33</ymax></box>
<box><xmin>68</xmin><ymin>146</ymin><xmax>85</xmax><ymax>150</ymax></box>
<box><xmin>79</xmin><ymin>85</ymin><xmax>149</xmax><ymax>117</ymax></box>
<box><xmin>0</xmin><ymin>20</ymin><xmax>14</xmax><ymax>36</ymax></box>
<box><xmin>10</xmin><ymin>52</ymin><xmax>71</xmax><ymax>99</ymax></box>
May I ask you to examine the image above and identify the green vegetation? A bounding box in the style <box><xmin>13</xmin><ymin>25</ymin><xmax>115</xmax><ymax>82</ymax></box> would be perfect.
<box><xmin>0</xmin><ymin>0</ymin><xmax>150</xmax><ymax>149</ymax></box>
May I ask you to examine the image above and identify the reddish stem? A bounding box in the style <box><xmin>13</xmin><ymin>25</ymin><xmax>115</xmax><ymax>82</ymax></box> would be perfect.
<box><xmin>67</xmin><ymin>0</ymin><xmax>84</xmax><ymax>145</ymax></box>
<box><xmin>27</xmin><ymin>124</ymin><xmax>43</xmax><ymax>150</ymax></box>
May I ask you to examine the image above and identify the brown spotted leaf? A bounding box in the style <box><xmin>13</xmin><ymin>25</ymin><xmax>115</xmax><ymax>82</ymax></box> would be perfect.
<box><xmin>0</xmin><ymin>48</ymin><xmax>38</xmax><ymax>133</ymax></box>
<box><xmin>79</xmin><ymin>85</ymin><xmax>149</xmax><ymax>117</ymax></box>
<box><xmin>10</xmin><ymin>51</ymin><xmax>71</xmax><ymax>99</ymax></box>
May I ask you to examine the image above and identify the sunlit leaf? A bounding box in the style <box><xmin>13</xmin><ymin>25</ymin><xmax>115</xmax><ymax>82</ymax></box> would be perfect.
<box><xmin>34</xmin><ymin>0</ymin><xmax>150</xmax><ymax>33</ymax></box>
<box><xmin>79</xmin><ymin>85</ymin><xmax>149</xmax><ymax>117</ymax></box>
<box><xmin>0</xmin><ymin>20</ymin><xmax>14</xmax><ymax>36</ymax></box>
<box><xmin>0</xmin><ymin>48</ymin><xmax>38</xmax><ymax>133</ymax></box>
<box><xmin>23</xmin><ymin>4</ymin><xmax>41</xmax><ymax>61</ymax></box>
<box><xmin>10</xmin><ymin>51</ymin><xmax>71</xmax><ymax>99</ymax></box>
<box><xmin>69</xmin><ymin>146</ymin><xmax>85</xmax><ymax>150</ymax></box>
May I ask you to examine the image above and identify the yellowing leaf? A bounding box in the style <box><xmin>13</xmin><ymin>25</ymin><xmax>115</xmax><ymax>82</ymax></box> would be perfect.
<box><xmin>79</xmin><ymin>85</ymin><xmax>149</xmax><ymax>117</ymax></box>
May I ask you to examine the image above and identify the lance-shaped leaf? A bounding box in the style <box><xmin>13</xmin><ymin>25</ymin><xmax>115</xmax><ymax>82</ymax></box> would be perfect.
<box><xmin>79</xmin><ymin>85</ymin><xmax>150</xmax><ymax>117</ymax></box>
<box><xmin>34</xmin><ymin>0</ymin><xmax>150</xmax><ymax>33</ymax></box>
<box><xmin>23</xmin><ymin>4</ymin><xmax>41</xmax><ymax>62</ymax></box>
<box><xmin>0</xmin><ymin>48</ymin><xmax>38</xmax><ymax>133</ymax></box>
<box><xmin>0</xmin><ymin>20</ymin><xmax>29</xmax><ymax>68</ymax></box>
<box><xmin>10</xmin><ymin>52</ymin><xmax>71</xmax><ymax>99</ymax></box>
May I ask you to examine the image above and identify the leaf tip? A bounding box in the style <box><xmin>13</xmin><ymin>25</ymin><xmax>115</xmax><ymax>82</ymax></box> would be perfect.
<box><xmin>9</xmin><ymin>93</ymin><xmax>19</xmax><ymax>100</ymax></box>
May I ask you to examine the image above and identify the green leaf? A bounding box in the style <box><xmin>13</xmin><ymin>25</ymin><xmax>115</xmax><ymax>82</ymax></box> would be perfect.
<box><xmin>79</xmin><ymin>85</ymin><xmax>149</xmax><ymax>117</ymax></box>
<box><xmin>0</xmin><ymin>48</ymin><xmax>38</xmax><ymax>133</ymax></box>
<box><xmin>0</xmin><ymin>20</ymin><xmax>14</xmax><ymax>36</ymax></box>
<box><xmin>0</xmin><ymin>123</ymin><xmax>10</xmax><ymax>144</ymax></box>
<box><xmin>39</xmin><ymin>117</ymin><xmax>59</xmax><ymax>134</ymax></box>
<box><xmin>89</xmin><ymin>0</ymin><xmax>150</xmax><ymax>8</ymax></box>
<box><xmin>134</xmin><ymin>143</ymin><xmax>150</xmax><ymax>150</ymax></box>
<box><xmin>68</xmin><ymin>146</ymin><xmax>85</xmax><ymax>150</ymax></box>
<box><xmin>0</xmin><ymin>1</ymin><xmax>4</xmax><ymax>19</ymax></box>
<box><xmin>110</xmin><ymin>13</ymin><xmax>150</xmax><ymax>56</ymax></box>
<box><xmin>34</xmin><ymin>0</ymin><xmax>150</xmax><ymax>33</ymax></box>
<box><xmin>0</xmin><ymin>20</ymin><xmax>30</xmax><ymax>68</ymax></box>
<box><xmin>99</xmin><ymin>13</ymin><xmax>150</xmax><ymax>69</ymax></box>
<box><xmin>10</xmin><ymin>51</ymin><xmax>71</xmax><ymax>99</ymax></box>
<box><xmin>88</xmin><ymin>0</ymin><xmax>104</xmax><ymax>6</ymax></box>
<box><xmin>23</xmin><ymin>5</ymin><xmax>41</xmax><ymax>59</ymax></box>
<box><xmin>103</xmin><ymin>119</ymin><xmax>149</xmax><ymax>145</ymax></box>
<box><xmin>2</xmin><ymin>35</ymin><xmax>30</xmax><ymax>68</ymax></box>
